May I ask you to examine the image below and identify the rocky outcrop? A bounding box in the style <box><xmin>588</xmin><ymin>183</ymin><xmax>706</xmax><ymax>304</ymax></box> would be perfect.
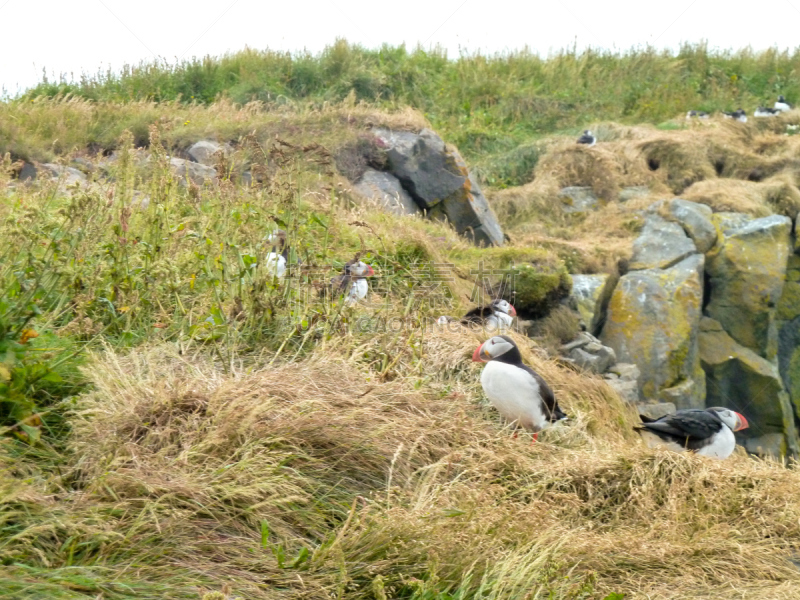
<box><xmin>169</xmin><ymin>157</ymin><xmax>217</xmax><ymax>186</ymax></box>
<box><xmin>665</xmin><ymin>198</ymin><xmax>717</xmax><ymax>253</ymax></box>
<box><xmin>353</xmin><ymin>169</ymin><xmax>421</xmax><ymax>216</ymax></box>
<box><xmin>373</xmin><ymin>128</ymin><xmax>504</xmax><ymax>247</ymax></box>
<box><xmin>187</xmin><ymin>140</ymin><xmax>231</xmax><ymax>166</ymax></box>
<box><xmin>40</xmin><ymin>163</ymin><xmax>87</xmax><ymax>186</ymax></box>
<box><xmin>560</xmin><ymin>332</ymin><xmax>616</xmax><ymax>374</ymax></box>
<box><xmin>568</xmin><ymin>274</ymin><xmax>615</xmax><ymax>333</ymax></box>
<box><xmin>629</xmin><ymin>214</ymin><xmax>696</xmax><ymax>271</ymax></box>
<box><xmin>558</xmin><ymin>187</ymin><xmax>598</xmax><ymax>213</ymax></box>
<box><xmin>603</xmin><ymin>363</ymin><xmax>641</xmax><ymax>404</ymax></box>
<box><xmin>705</xmin><ymin>214</ymin><xmax>791</xmax><ymax>360</ymax></box>
<box><xmin>601</xmin><ymin>254</ymin><xmax>705</xmax><ymax>409</ymax></box>
<box><xmin>699</xmin><ymin>317</ymin><xmax>800</xmax><ymax>457</ymax></box>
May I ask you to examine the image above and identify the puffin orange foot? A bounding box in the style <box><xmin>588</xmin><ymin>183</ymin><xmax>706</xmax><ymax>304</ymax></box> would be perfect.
<box><xmin>530</xmin><ymin>432</ymin><xmax>539</xmax><ymax>446</ymax></box>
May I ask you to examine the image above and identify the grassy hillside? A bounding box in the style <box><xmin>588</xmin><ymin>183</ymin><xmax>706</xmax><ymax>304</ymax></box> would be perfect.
<box><xmin>19</xmin><ymin>41</ymin><xmax>800</xmax><ymax>186</ymax></box>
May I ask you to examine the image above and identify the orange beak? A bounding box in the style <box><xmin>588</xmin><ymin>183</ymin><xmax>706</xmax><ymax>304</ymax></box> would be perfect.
<box><xmin>365</xmin><ymin>265</ymin><xmax>375</xmax><ymax>277</ymax></box>
<box><xmin>734</xmin><ymin>412</ymin><xmax>749</xmax><ymax>432</ymax></box>
<box><xmin>472</xmin><ymin>342</ymin><xmax>486</xmax><ymax>362</ymax></box>
<box><xmin>508</xmin><ymin>305</ymin><xmax>517</xmax><ymax>317</ymax></box>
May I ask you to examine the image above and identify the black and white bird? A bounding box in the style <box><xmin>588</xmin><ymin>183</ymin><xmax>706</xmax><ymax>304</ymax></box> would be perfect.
<box><xmin>577</xmin><ymin>130</ymin><xmax>596</xmax><ymax>146</ymax></box>
<box><xmin>265</xmin><ymin>229</ymin><xmax>290</xmax><ymax>278</ymax></box>
<box><xmin>775</xmin><ymin>95</ymin><xmax>792</xmax><ymax>112</ymax></box>
<box><xmin>722</xmin><ymin>108</ymin><xmax>748</xmax><ymax>123</ymax></box>
<box><xmin>461</xmin><ymin>299</ymin><xmax>517</xmax><ymax>333</ymax></box>
<box><xmin>330</xmin><ymin>259</ymin><xmax>375</xmax><ymax>306</ymax></box>
<box><xmin>472</xmin><ymin>335</ymin><xmax>567</xmax><ymax>436</ymax></box>
<box><xmin>634</xmin><ymin>407</ymin><xmax>749</xmax><ymax>459</ymax></box>
<box><xmin>754</xmin><ymin>106</ymin><xmax>781</xmax><ymax>117</ymax></box>
<box><xmin>686</xmin><ymin>110</ymin><xmax>709</xmax><ymax>119</ymax></box>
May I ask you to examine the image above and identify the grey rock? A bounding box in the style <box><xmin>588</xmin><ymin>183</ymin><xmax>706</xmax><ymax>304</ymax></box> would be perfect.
<box><xmin>601</xmin><ymin>254</ymin><xmax>706</xmax><ymax>409</ymax></box>
<box><xmin>569</xmin><ymin>343</ymin><xmax>616</xmax><ymax>374</ymax></box>
<box><xmin>618</xmin><ymin>186</ymin><xmax>650</xmax><ymax>203</ymax></box>
<box><xmin>659</xmin><ymin>379</ymin><xmax>704</xmax><ymax>406</ymax></box>
<box><xmin>700</xmin><ymin>316</ymin><xmax>800</xmax><ymax>458</ymax></box>
<box><xmin>18</xmin><ymin>162</ymin><xmax>36</xmax><ymax>181</ymax></box>
<box><xmin>569</xmin><ymin>274</ymin><xmax>615</xmax><ymax>334</ymax></box>
<box><xmin>606</xmin><ymin>378</ymin><xmax>641</xmax><ymax>404</ymax></box>
<box><xmin>743</xmin><ymin>434</ymin><xmax>789</xmax><ymax>458</ymax></box>
<box><xmin>668</xmin><ymin>198</ymin><xmax>717</xmax><ymax>253</ymax></box>
<box><xmin>636</xmin><ymin>402</ymin><xmax>677</xmax><ymax>420</ymax></box>
<box><xmin>169</xmin><ymin>157</ymin><xmax>217</xmax><ymax>186</ymax></box>
<box><xmin>608</xmin><ymin>362</ymin><xmax>641</xmax><ymax>382</ymax></box>
<box><xmin>629</xmin><ymin>213</ymin><xmax>697</xmax><ymax>270</ymax></box>
<box><xmin>559</xmin><ymin>186</ymin><xmax>598</xmax><ymax>213</ymax></box>
<box><xmin>354</xmin><ymin>169</ymin><xmax>421</xmax><ymax>216</ymax></box>
<box><xmin>40</xmin><ymin>163</ymin><xmax>87</xmax><ymax>186</ymax></box>
<box><xmin>188</xmin><ymin>140</ymin><xmax>232</xmax><ymax>166</ymax></box>
<box><xmin>560</xmin><ymin>331</ymin><xmax>596</xmax><ymax>352</ymax></box>
<box><xmin>241</xmin><ymin>171</ymin><xmax>253</xmax><ymax>187</ymax></box>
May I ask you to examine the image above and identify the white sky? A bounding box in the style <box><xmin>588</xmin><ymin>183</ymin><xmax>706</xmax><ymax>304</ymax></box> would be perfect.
<box><xmin>2</xmin><ymin>0</ymin><xmax>800</xmax><ymax>97</ymax></box>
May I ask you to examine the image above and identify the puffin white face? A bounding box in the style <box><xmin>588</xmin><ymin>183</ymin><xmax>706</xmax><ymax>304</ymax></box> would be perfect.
<box><xmin>585</xmin><ymin>130</ymin><xmax>592</xmax><ymax>136</ymax></box>
<box><xmin>491</xmin><ymin>299</ymin><xmax>517</xmax><ymax>317</ymax></box>
<box><xmin>266</xmin><ymin>229</ymin><xmax>286</xmax><ymax>246</ymax></box>
<box><xmin>349</xmin><ymin>261</ymin><xmax>375</xmax><ymax>278</ymax></box>
<box><xmin>708</xmin><ymin>407</ymin><xmax>749</xmax><ymax>432</ymax></box>
<box><xmin>472</xmin><ymin>336</ymin><xmax>516</xmax><ymax>363</ymax></box>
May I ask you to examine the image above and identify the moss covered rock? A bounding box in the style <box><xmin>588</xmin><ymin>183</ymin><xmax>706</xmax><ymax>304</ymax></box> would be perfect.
<box><xmin>569</xmin><ymin>273</ymin><xmax>615</xmax><ymax>333</ymax></box>
<box><xmin>629</xmin><ymin>213</ymin><xmax>697</xmax><ymax>271</ymax></box>
<box><xmin>700</xmin><ymin>317</ymin><xmax>800</xmax><ymax>458</ymax></box>
<box><xmin>706</xmin><ymin>214</ymin><xmax>791</xmax><ymax>359</ymax></box>
<box><xmin>600</xmin><ymin>253</ymin><xmax>705</xmax><ymax>409</ymax></box>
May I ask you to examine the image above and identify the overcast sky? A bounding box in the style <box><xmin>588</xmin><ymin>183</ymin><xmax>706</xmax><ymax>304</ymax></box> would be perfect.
<box><xmin>3</xmin><ymin>0</ymin><xmax>800</xmax><ymax>96</ymax></box>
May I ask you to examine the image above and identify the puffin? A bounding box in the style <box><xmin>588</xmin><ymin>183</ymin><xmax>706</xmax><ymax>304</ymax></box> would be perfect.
<box><xmin>686</xmin><ymin>110</ymin><xmax>709</xmax><ymax>119</ymax></box>
<box><xmin>265</xmin><ymin>229</ymin><xmax>289</xmax><ymax>278</ymax></box>
<box><xmin>754</xmin><ymin>106</ymin><xmax>781</xmax><ymax>117</ymax></box>
<box><xmin>461</xmin><ymin>299</ymin><xmax>517</xmax><ymax>332</ymax></box>
<box><xmin>775</xmin><ymin>95</ymin><xmax>792</xmax><ymax>112</ymax></box>
<box><xmin>577</xmin><ymin>130</ymin><xmax>596</xmax><ymax>147</ymax></box>
<box><xmin>472</xmin><ymin>335</ymin><xmax>567</xmax><ymax>437</ymax></box>
<box><xmin>330</xmin><ymin>259</ymin><xmax>375</xmax><ymax>306</ymax></box>
<box><xmin>634</xmin><ymin>407</ymin><xmax>749</xmax><ymax>459</ymax></box>
<box><xmin>722</xmin><ymin>108</ymin><xmax>748</xmax><ymax>123</ymax></box>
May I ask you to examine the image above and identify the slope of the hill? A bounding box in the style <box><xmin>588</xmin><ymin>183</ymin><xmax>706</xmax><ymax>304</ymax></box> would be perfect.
<box><xmin>4</xmin><ymin>99</ymin><xmax>800</xmax><ymax>599</ymax></box>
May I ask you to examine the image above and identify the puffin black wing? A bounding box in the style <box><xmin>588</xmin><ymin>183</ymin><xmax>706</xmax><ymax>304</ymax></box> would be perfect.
<box><xmin>461</xmin><ymin>305</ymin><xmax>493</xmax><ymax>324</ymax></box>
<box><xmin>635</xmin><ymin>409</ymin><xmax>723</xmax><ymax>450</ymax></box>
<box><xmin>520</xmin><ymin>364</ymin><xmax>567</xmax><ymax>422</ymax></box>
<box><xmin>577</xmin><ymin>133</ymin><xmax>595</xmax><ymax>145</ymax></box>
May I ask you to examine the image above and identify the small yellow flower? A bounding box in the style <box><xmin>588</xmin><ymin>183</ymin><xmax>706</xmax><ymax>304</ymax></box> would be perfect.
<box><xmin>190</xmin><ymin>273</ymin><xmax>196</xmax><ymax>289</ymax></box>
<box><xmin>119</xmin><ymin>306</ymin><xmax>130</xmax><ymax>314</ymax></box>
<box><xmin>19</xmin><ymin>329</ymin><xmax>39</xmax><ymax>344</ymax></box>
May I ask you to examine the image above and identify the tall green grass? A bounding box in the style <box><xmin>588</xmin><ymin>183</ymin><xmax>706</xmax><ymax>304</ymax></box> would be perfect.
<box><xmin>19</xmin><ymin>41</ymin><xmax>800</xmax><ymax>185</ymax></box>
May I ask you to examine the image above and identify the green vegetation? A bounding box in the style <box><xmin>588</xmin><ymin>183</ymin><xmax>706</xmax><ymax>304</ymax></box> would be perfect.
<box><xmin>16</xmin><ymin>41</ymin><xmax>800</xmax><ymax>186</ymax></box>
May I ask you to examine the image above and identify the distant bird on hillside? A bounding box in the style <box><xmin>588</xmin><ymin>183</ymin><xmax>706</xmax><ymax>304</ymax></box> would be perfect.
<box><xmin>634</xmin><ymin>407</ymin><xmax>749</xmax><ymax>459</ymax></box>
<box><xmin>472</xmin><ymin>335</ymin><xmax>567</xmax><ymax>439</ymax></box>
<box><xmin>577</xmin><ymin>130</ymin><xmax>596</xmax><ymax>146</ymax></box>
<box><xmin>754</xmin><ymin>106</ymin><xmax>781</xmax><ymax>117</ymax></box>
<box><xmin>686</xmin><ymin>110</ymin><xmax>709</xmax><ymax>119</ymax></box>
<box><xmin>330</xmin><ymin>259</ymin><xmax>375</xmax><ymax>306</ymax></box>
<box><xmin>722</xmin><ymin>108</ymin><xmax>748</xmax><ymax>123</ymax></box>
<box><xmin>775</xmin><ymin>95</ymin><xmax>792</xmax><ymax>112</ymax></box>
<box><xmin>461</xmin><ymin>299</ymin><xmax>517</xmax><ymax>332</ymax></box>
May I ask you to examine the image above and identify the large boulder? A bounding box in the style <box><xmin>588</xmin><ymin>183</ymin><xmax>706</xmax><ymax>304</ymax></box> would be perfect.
<box><xmin>373</xmin><ymin>128</ymin><xmax>504</xmax><ymax>247</ymax></box>
<box><xmin>666</xmin><ymin>198</ymin><xmax>717</xmax><ymax>253</ymax></box>
<box><xmin>777</xmin><ymin>254</ymin><xmax>800</xmax><ymax>427</ymax></box>
<box><xmin>700</xmin><ymin>317</ymin><xmax>800</xmax><ymax>458</ymax></box>
<box><xmin>568</xmin><ymin>274</ymin><xmax>615</xmax><ymax>333</ymax></box>
<box><xmin>603</xmin><ymin>362</ymin><xmax>641</xmax><ymax>404</ymax></box>
<box><xmin>169</xmin><ymin>157</ymin><xmax>217</xmax><ymax>186</ymax></box>
<box><xmin>353</xmin><ymin>169</ymin><xmax>421</xmax><ymax>216</ymax></box>
<box><xmin>187</xmin><ymin>140</ymin><xmax>232</xmax><ymax>166</ymax></box>
<box><xmin>600</xmin><ymin>254</ymin><xmax>705</xmax><ymax>409</ymax></box>
<box><xmin>629</xmin><ymin>214</ymin><xmax>697</xmax><ymax>271</ymax></box>
<box><xmin>705</xmin><ymin>214</ymin><xmax>791</xmax><ymax>359</ymax></box>
<box><xmin>559</xmin><ymin>186</ymin><xmax>598</xmax><ymax>213</ymax></box>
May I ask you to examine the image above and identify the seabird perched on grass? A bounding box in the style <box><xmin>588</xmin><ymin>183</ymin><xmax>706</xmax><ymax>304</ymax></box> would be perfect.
<box><xmin>461</xmin><ymin>299</ymin><xmax>517</xmax><ymax>333</ymax></box>
<box><xmin>634</xmin><ymin>407</ymin><xmax>748</xmax><ymax>459</ymax></box>
<box><xmin>265</xmin><ymin>229</ymin><xmax>290</xmax><ymax>278</ymax></box>
<box><xmin>775</xmin><ymin>95</ymin><xmax>792</xmax><ymax>112</ymax></box>
<box><xmin>722</xmin><ymin>109</ymin><xmax>748</xmax><ymax>123</ymax></box>
<box><xmin>577</xmin><ymin>130</ymin><xmax>596</xmax><ymax>146</ymax></box>
<box><xmin>330</xmin><ymin>259</ymin><xmax>375</xmax><ymax>306</ymax></box>
<box><xmin>754</xmin><ymin>106</ymin><xmax>781</xmax><ymax>117</ymax></box>
<box><xmin>686</xmin><ymin>110</ymin><xmax>709</xmax><ymax>119</ymax></box>
<box><xmin>472</xmin><ymin>335</ymin><xmax>567</xmax><ymax>438</ymax></box>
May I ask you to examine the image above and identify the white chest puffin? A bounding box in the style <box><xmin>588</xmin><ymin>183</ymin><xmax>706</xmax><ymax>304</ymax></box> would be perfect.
<box><xmin>265</xmin><ymin>229</ymin><xmax>290</xmax><ymax>278</ymax></box>
<box><xmin>472</xmin><ymin>335</ymin><xmax>567</xmax><ymax>435</ymax></box>
<box><xmin>635</xmin><ymin>407</ymin><xmax>748</xmax><ymax>459</ymax></box>
<box><xmin>775</xmin><ymin>95</ymin><xmax>792</xmax><ymax>112</ymax></box>
<box><xmin>330</xmin><ymin>259</ymin><xmax>375</xmax><ymax>306</ymax></box>
<box><xmin>461</xmin><ymin>299</ymin><xmax>517</xmax><ymax>332</ymax></box>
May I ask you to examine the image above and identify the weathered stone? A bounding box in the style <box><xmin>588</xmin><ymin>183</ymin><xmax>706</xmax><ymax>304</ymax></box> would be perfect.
<box><xmin>169</xmin><ymin>157</ymin><xmax>217</xmax><ymax>186</ymax></box>
<box><xmin>705</xmin><ymin>214</ymin><xmax>791</xmax><ymax>359</ymax></box>
<box><xmin>668</xmin><ymin>198</ymin><xmax>717</xmax><ymax>253</ymax></box>
<box><xmin>18</xmin><ymin>162</ymin><xmax>36</xmax><ymax>181</ymax></box>
<box><xmin>618</xmin><ymin>186</ymin><xmax>650</xmax><ymax>203</ymax></box>
<box><xmin>637</xmin><ymin>402</ymin><xmax>676</xmax><ymax>420</ymax></box>
<box><xmin>558</xmin><ymin>186</ymin><xmax>598</xmax><ymax>213</ymax></box>
<box><xmin>600</xmin><ymin>254</ymin><xmax>705</xmax><ymax>409</ymax></box>
<box><xmin>608</xmin><ymin>362</ymin><xmax>640</xmax><ymax>381</ymax></box>
<box><xmin>373</xmin><ymin>128</ymin><xmax>504</xmax><ymax>247</ymax></box>
<box><xmin>659</xmin><ymin>378</ymin><xmax>705</xmax><ymax>406</ymax></box>
<box><xmin>40</xmin><ymin>163</ymin><xmax>87</xmax><ymax>186</ymax></box>
<box><xmin>569</xmin><ymin>274</ymin><xmax>615</xmax><ymax>333</ymax></box>
<box><xmin>353</xmin><ymin>169</ymin><xmax>421</xmax><ymax>216</ymax></box>
<box><xmin>187</xmin><ymin>140</ymin><xmax>232</xmax><ymax>166</ymax></box>
<box><xmin>629</xmin><ymin>214</ymin><xmax>697</xmax><ymax>271</ymax></box>
<box><xmin>606</xmin><ymin>378</ymin><xmax>641</xmax><ymax>404</ymax></box>
<box><xmin>568</xmin><ymin>342</ymin><xmax>616</xmax><ymax>374</ymax></box>
<box><xmin>560</xmin><ymin>331</ymin><xmax>595</xmax><ymax>352</ymax></box>
<box><xmin>700</xmin><ymin>317</ymin><xmax>800</xmax><ymax>457</ymax></box>
<box><xmin>712</xmin><ymin>212</ymin><xmax>754</xmax><ymax>235</ymax></box>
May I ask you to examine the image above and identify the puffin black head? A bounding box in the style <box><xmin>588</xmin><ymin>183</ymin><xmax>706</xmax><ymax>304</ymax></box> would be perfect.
<box><xmin>266</xmin><ymin>229</ymin><xmax>288</xmax><ymax>252</ymax></box>
<box><xmin>706</xmin><ymin>407</ymin><xmax>749</xmax><ymax>432</ymax></box>
<box><xmin>472</xmin><ymin>335</ymin><xmax>522</xmax><ymax>364</ymax></box>
<box><xmin>779</xmin><ymin>95</ymin><xmax>786</xmax><ymax>103</ymax></box>
<box><xmin>490</xmin><ymin>299</ymin><xmax>517</xmax><ymax>317</ymax></box>
<box><xmin>346</xmin><ymin>260</ymin><xmax>375</xmax><ymax>279</ymax></box>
